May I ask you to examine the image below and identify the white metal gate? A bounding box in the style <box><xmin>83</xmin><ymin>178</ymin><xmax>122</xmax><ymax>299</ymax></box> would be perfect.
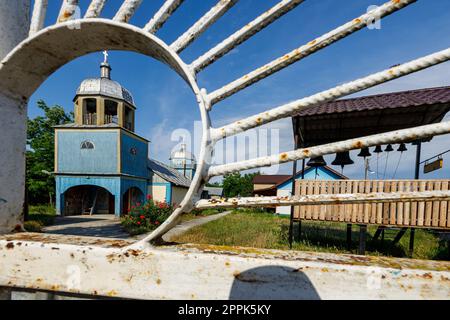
<box><xmin>0</xmin><ymin>0</ymin><xmax>449</xmax><ymax>299</ymax></box>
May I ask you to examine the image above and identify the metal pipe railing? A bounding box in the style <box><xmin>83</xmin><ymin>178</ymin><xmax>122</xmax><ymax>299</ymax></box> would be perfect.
<box><xmin>207</xmin><ymin>0</ymin><xmax>417</xmax><ymax>105</ymax></box>
<box><xmin>144</xmin><ymin>0</ymin><xmax>185</xmax><ymax>34</ymax></box>
<box><xmin>170</xmin><ymin>0</ymin><xmax>239</xmax><ymax>53</ymax></box>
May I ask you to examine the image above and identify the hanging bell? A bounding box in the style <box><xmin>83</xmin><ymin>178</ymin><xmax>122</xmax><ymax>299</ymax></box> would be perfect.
<box><xmin>373</xmin><ymin>145</ymin><xmax>383</xmax><ymax>153</ymax></box>
<box><xmin>357</xmin><ymin>147</ymin><xmax>372</xmax><ymax>158</ymax></box>
<box><xmin>307</xmin><ymin>156</ymin><xmax>327</xmax><ymax>168</ymax></box>
<box><xmin>385</xmin><ymin>144</ymin><xmax>394</xmax><ymax>152</ymax></box>
<box><xmin>332</xmin><ymin>151</ymin><xmax>354</xmax><ymax>169</ymax></box>
<box><xmin>397</xmin><ymin>143</ymin><xmax>408</xmax><ymax>152</ymax></box>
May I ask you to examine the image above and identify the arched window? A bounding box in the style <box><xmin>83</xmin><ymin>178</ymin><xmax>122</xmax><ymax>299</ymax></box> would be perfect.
<box><xmin>105</xmin><ymin>100</ymin><xmax>118</xmax><ymax>124</ymax></box>
<box><xmin>83</xmin><ymin>98</ymin><xmax>97</xmax><ymax>125</ymax></box>
<box><xmin>81</xmin><ymin>141</ymin><xmax>95</xmax><ymax>150</ymax></box>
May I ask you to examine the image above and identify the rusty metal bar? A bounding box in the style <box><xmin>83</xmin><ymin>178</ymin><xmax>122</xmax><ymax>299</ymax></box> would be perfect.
<box><xmin>190</xmin><ymin>0</ymin><xmax>305</xmax><ymax>73</ymax></box>
<box><xmin>2</xmin><ymin>234</ymin><xmax>449</xmax><ymax>299</ymax></box>
<box><xmin>85</xmin><ymin>0</ymin><xmax>107</xmax><ymax>18</ymax></box>
<box><xmin>113</xmin><ymin>0</ymin><xmax>143</xmax><ymax>23</ymax></box>
<box><xmin>195</xmin><ymin>191</ymin><xmax>450</xmax><ymax>209</ymax></box>
<box><xmin>211</xmin><ymin>47</ymin><xmax>450</xmax><ymax>141</ymax></box>
<box><xmin>57</xmin><ymin>0</ymin><xmax>79</xmax><ymax>23</ymax></box>
<box><xmin>29</xmin><ymin>0</ymin><xmax>48</xmax><ymax>35</ymax></box>
<box><xmin>209</xmin><ymin>120</ymin><xmax>450</xmax><ymax>177</ymax></box>
<box><xmin>170</xmin><ymin>0</ymin><xmax>239</xmax><ymax>53</ymax></box>
<box><xmin>207</xmin><ymin>0</ymin><xmax>417</xmax><ymax>105</ymax></box>
<box><xmin>144</xmin><ymin>0</ymin><xmax>184</xmax><ymax>33</ymax></box>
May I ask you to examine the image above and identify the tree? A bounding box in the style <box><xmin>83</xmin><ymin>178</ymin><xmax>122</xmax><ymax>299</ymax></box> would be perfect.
<box><xmin>27</xmin><ymin>100</ymin><xmax>73</xmax><ymax>205</ymax></box>
<box><xmin>222</xmin><ymin>172</ymin><xmax>259</xmax><ymax>198</ymax></box>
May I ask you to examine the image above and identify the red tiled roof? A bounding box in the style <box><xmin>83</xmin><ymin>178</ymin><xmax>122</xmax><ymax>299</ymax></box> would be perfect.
<box><xmin>295</xmin><ymin>86</ymin><xmax>450</xmax><ymax>116</ymax></box>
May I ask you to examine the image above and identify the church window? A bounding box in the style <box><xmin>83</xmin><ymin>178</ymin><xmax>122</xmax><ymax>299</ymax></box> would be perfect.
<box><xmin>105</xmin><ymin>100</ymin><xmax>118</xmax><ymax>124</ymax></box>
<box><xmin>130</xmin><ymin>147</ymin><xmax>137</xmax><ymax>156</ymax></box>
<box><xmin>83</xmin><ymin>98</ymin><xmax>97</xmax><ymax>125</ymax></box>
<box><xmin>81</xmin><ymin>141</ymin><xmax>95</xmax><ymax>150</ymax></box>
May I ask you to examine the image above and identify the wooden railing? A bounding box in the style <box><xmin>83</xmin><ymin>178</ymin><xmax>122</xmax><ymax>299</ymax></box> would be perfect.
<box><xmin>104</xmin><ymin>114</ymin><xmax>118</xmax><ymax>125</ymax></box>
<box><xmin>83</xmin><ymin>113</ymin><xmax>97</xmax><ymax>125</ymax></box>
<box><xmin>294</xmin><ymin>180</ymin><xmax>450</xmax><ymax>229</ymax></box>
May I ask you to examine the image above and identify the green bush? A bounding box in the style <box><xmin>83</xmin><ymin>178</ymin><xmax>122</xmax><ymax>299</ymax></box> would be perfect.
<box><xmin>27</xmin><ymin>204</ymin><xmax>56</xmax><ymax>227</ymax></box>
<box><xmin>24</xmin><ymin>220</ymin><xmax>43</xmax><ymax>232</ymax></box>
<box><xmin>121</xmin><ymin>195</ymin><xmax>173</xmax><ymax>235</ymax></box>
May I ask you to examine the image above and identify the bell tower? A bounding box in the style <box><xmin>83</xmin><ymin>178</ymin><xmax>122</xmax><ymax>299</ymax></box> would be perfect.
<box><xmin>54</xmin><ymin>52</ymin><xmax>149</xmax><ymax>218</ymax></box>
<box><xmin>73</xmin><ymin>51</ymin><xmax>136</xmax><ymax>132</ymax></box>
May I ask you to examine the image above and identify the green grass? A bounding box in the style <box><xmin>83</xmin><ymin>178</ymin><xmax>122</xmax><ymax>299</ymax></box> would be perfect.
<box><xmin>25</xmin><ymin>204</ymin><xmax>56</xmax><ymax>232</ymax></box>
<box><xmin>172</xmin><ymin>210</ymin><xmax>449</xmax><ymax>260</ymax></box>
<box><xmin>122</xmin><ymin>209</ymin><xmax>224</xmax><ymax>236</ymax></box>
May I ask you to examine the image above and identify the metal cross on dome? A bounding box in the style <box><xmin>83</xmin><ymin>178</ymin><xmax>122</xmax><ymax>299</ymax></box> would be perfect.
<box><xmin>103</xmin><ymin>50</ymin><xmax>109</xmax><ymax>64</ymax></box>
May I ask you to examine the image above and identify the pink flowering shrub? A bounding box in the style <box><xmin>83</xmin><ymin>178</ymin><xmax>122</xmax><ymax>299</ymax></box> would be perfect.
<box><xmin>121</xmin><ymin>195</ymin><xmax>173</xmax><ymax>235</ymax></box>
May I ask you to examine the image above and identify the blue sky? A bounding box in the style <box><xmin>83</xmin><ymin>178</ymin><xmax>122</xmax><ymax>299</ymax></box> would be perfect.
<box><xmin>29</xmin><ymin>0</ymin><xmax>450</xmax><ymax>181</ymax></box>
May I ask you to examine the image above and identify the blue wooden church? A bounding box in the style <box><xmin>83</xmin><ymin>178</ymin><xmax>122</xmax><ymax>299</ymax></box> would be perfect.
<box><xmin>54</xmin><ymin>54</ymin><xmax>195</xmax><ymax>217</ymax></box>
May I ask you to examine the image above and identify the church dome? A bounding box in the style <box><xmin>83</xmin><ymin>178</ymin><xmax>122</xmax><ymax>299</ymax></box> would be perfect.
<box><xmin>75</xmin><ymin>52</ymin><xmax>134</xmax><ymax>106</ymax></box>
<box><xmin>76</xmin><ymin>77</ymin><xmax>135</xmax><ymax>106</ymax></box>
<box><xmin>170</xmin><ymin>144</ymin><xmax>196</xmax><ymax>163</ymax></box>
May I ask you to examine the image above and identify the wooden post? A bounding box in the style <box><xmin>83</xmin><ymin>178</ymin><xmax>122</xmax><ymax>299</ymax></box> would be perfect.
<box><xmin>409</xmin><ymin>228</ymin><xmax>415</xmax><ymax>258</ymax></box>
<box><xmin>298</xmin><ymin>158</ymin><xmax>306</xmax><ymax>240</ymax></box>
<box><xmin>346</xmin><ymin>224</ymin><xmax>352</xmax><ymax>250</ymax></box>
<box><xmin>297</xmin><ymin>219</ymin><xmax>302</xmax><ymax>241</ymax></box>
<box><xmin>97</xmin><ymin>97</ymin><xmax>105</xmax><ymax>125</ymax></box>
<box><xmin>288</xmin><ymin>159</ymin><xmax>297</xmax><ymax>249</ymax></box>
<box><xmin>409</xmin><ymin>141</ymin><xmax>422</xmax><ymax>257</ymax></box>
<box><xmin>358</xmin><ymin>225</ymin><xmax>367</xmax><ymax>255</ymax></box>
<box><xmin>289</xmin><ymin>118</ymin><xmax>300</xmax><ymax>249</ymax></box>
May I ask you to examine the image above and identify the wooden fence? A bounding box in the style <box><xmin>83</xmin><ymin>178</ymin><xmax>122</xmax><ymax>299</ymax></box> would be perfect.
<box><xmin>294</xmin><ymin>180</ymin><xmax>450</xmax><ymax>229</ymax></box>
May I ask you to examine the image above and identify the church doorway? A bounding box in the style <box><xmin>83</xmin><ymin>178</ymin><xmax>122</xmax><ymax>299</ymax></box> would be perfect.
<box><xmin>123</xmin><ymin>187</ymin><xmax>144</xmax><ymax>214</ymax></box>
<box><xmin>64</xmin><ymin>185</ymin><xmax>115</xmax><ymax>216</ymax></box>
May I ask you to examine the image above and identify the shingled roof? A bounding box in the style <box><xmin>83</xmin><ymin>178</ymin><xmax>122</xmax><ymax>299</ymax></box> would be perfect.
<box><xmin>293</xmin><ymin>86</ymin><xmax>450</xmax><ymax>147</ymax></box>
<box><xmin>148</xmin><ymin>158</ymin><xmax>191</xmax><ymax>188</ymax></box>
<box><xmin>296</xmin><ymin>86</ymin><xmax>450</xmax><ymax>116</ymax></box>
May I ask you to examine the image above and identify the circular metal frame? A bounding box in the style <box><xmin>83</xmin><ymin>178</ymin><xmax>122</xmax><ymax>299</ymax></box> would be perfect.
<box><xmin>0</xmin><ymin>19</ymin><xmax>212</xmax><ymax>245</ymax></box>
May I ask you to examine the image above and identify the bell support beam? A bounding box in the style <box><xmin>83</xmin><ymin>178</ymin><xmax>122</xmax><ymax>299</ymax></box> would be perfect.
<box><xmin>190</xmin><ymin>0</ymin><xmax>306</xmax><ymax>73</ymax></box>
<box><xmin>144</xmin><ymin>0</ymin><xmax>185</xmax><ymax>34</ymax></box>
<box><xmin>208</xmin><ymin>121</ymin><xmax>450</xmax><ymax>177</ymax></box>
<box><xmin>170</xmin><ymin>0</ymin><xmax>239</xmax><ymax>53</ymax></box>
<box><xmin>207</xmin><ymin>0</ymin><xmax>417</xmax><ymax>106</ymax></box>
<box><xmin>211</xmin><ymin>47</ymin><xmax>450</xmax><ymax>141</ymax></box>
<box><xmin>195</xmin><ymin>191</ymin><xmax>450</xmax><ymax>210</ymax></box>
<box><xmin>85</xmin><ymin>0</ymin><xmax>107</xmax><ymax>18</ymax></box>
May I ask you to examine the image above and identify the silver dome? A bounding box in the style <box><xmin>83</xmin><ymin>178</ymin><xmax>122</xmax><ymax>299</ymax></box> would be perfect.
<box><xmin>76</xmin><ymin>78</ymin><xmax>135</xmax><ymax>106</ymax></box>
<box><xmin>170</xmin><ymin>144</ymin><xmax>196</xmax><ymax>162</ymax></box>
